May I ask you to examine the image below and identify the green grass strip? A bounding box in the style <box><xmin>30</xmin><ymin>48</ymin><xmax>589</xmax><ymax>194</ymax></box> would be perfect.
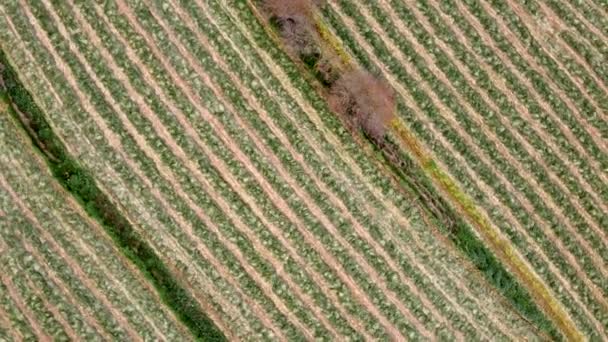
<box><xmin>250</xmin><ymin>3</ymin><xmax>561</xmax><ymax>339</ymax></box>
<box><xmin>0</xmin><ymin>48</ymin><xmax>225</xmax><ymax>342</ymax></box>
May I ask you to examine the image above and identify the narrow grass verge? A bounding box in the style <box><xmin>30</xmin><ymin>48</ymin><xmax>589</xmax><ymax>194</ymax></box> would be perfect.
<box><xmin>0</xmin><ymin>49</ymin><xmax>225</xmax><ymax>342</ymax></box>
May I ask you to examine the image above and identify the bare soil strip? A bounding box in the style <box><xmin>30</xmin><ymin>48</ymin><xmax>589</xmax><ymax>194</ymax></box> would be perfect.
<box><xmin>23</xmin><ymin>275</ymin><xmax>79</xmax><ymax>340</ymax></box>
<box><xmin>0</xmin><ymin>307</ymin><xmax>21</xmax><ymax>341</ymax></box>
<box><xmin>70</xmin><ymin>2</ymin><xmax>346</xmax><ymax>338</ymax></box>
<box><xmin>0</xmin><ymin>13</ymin><xmax>241</xmax><ymax>339</ymax></box>
<box><xmin>366</xmin><ymin>0</ymin><xmax>608</xmax><ymax>285</ymax></box>
<box><xmin>236</xmin><ymin>1</ymin><xmax>548</xmax><ymax>338</ymax></box>
<box><xmin>9</xmin><ymin>144</ymin><xmax>175</xmax><ymax>340</ymax></box>
<box><xmin>220</xmin><ymin>2</ymin><xmax>548</xmax><ymax>336</ymax></box>
<box><xmin>58</xmin><ymin>191</ymin><xmax>192</xmax><ymax>340</ymax></box>
<box><xmin>19</xmin><ymin>239</ymin><xmax>113</xmax><ymax>341</ymax></box>
<box><xmin>539</xmin><ymin>0</ymin><xmax>608</xmax><ymax>53</ymax></box>
<box><xmin>369</xmin><ymin>0</ymin><xmax>608</xmax><ymax>286</ymax></box>
<box><xmin>233</xmin><ymin>2</ymin><xmax>532</xmax><ymax>332</ymax></box>
<box><xmin>197</xmin><ymin>1</ymin><xmax>513</xmax><ymax>338</ymax></box>
<box><xmin>351</xmin><ymin>1</ymin><xmax>608</xmax><ymax>258</ymax></box>
<box><xmin>474</xmin><ymin>1</ymin><xmax>607</xmax><ymax>151</ymax></box>
<box><xmin>324</xmin><ymin>2</ymin><xmax>588</xmax><ymax>339</ymax></box>
<box><xmin>2</xmin><ymin>9</ymin><xmax>248</xmax><ymax>340</ymax></box>
<box><xmin>353</xmin><ymin>0</ymin><xmax>608</xmax><ymax>330</ymax></box>
<box><xmin>37</xmin><ymin>2</ymin><xmax>292</xmax><ymax>333</ymax></box>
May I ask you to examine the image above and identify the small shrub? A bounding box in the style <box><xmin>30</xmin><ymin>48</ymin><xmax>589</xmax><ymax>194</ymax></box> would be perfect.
<box><xmin>264</xmin><ymin>0</ymin><xmax>318</xmax><ymax>57</ymax></box>
<box><xmin>329</xmin><ymin>70</ymin><xmax>395</xmax><ymax>141</ymax></box>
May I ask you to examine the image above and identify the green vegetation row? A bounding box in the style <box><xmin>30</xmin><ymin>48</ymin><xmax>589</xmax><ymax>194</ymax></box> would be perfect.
<box><xmin>7</xmin><ymin>1</ymin><xmax>423</xmax><ymax>338</ymax></box>
<box><xmin>356</xmin><ymin>0</ymin><xmax>608</xmax><ymax>296</ymax></box>
<box><xmin>1</xmin><ymin>0</ymin><xmax>554</xmax><ymax>339</ymax></box>
<box><xmin>320</xmin><ymin>0</ymin><xmax>607</xmax><ymax>337</ymax></box>
<box><xmin>321</xmin><ymin>1</ymin><xmax>598</xmax><ymax>337</ymax></box>
<box><xmin>0</xmin><ymin>49</ymin><xmax>226</xmax><ymax>342</ymax></box>
<box><xmin>0</xmin><ymin>109</ymin><xmax>190</xmax><ymax>340</ymax></box>
<box><xmin>252</xmin><ymin>0</ymin><xmax>558</xmax><ymax>339</ymax></box>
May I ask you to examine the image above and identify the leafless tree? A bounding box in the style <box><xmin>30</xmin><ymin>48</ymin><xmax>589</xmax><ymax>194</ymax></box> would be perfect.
<box><xmin>264</xmin><ymin>0</ymin><xmax>318</xmax><ymax>56</ymax></box>
<box><xmin>329</xmin><ymin>70</ymin><xmax>395</xmax><ymax>141</ymax></box>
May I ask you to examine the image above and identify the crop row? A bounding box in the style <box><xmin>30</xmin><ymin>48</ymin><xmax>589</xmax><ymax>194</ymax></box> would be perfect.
<box><xmin>369</xmin><ymin>0</ymin><xmax>608</xmax><ymax>285</ymax></box>
<box><xmin>432</xmin><ymin>0</ymin><xmax>608</xmax><ymax>205</ymax></box>
<box><xmin>8</xmin><ymin>1</ymin><xmax>418</xmax><ymax>340</ymax></box>
<box><xmin>2</xmin><ymin>4</ymin><xmax>302</xmax><ymax>340</ymax></box>
<box><xmin>319</xmin><ymin>0</ymin><xmax>607</xmax><ymax>338</ymax></box>
<box><xmin>70</xmin><ymin>1</ymin><xmax>400</xmax><ymax>338</ymax></box>
<box><xmin>331</xmin><ymin>0</ymin><xmax>607</xmax><ymax>262</ymax></box>
<box><xmin>228</xmin><ymin>0</ymin><xmax>547</xmax><ymax>336</ymax></box>
<box><xmin>540</xmin><ymin>0</ymin><xmax>608</xmax><ymax>77</ymax></box>
<box><xmin>1</xmin><ymin>0</ymin><xmax>540</xmax><ymax>339</ymax></box>
<box><xmin>479</xmin><ymin>0</ymin><xmax>608</xmax><ymax>140</ymax></box>
<box><xmin>0</xmin><ymin>16</ymin><xmax>229</xmax><ymax>342</ymax></box>
<box><xmin>147</xmin><ymin>0</ymin><xmax>548</xmax><ymax>336</ymax></box>
<box><xmin>0</xmin><ymin>110</ymin><xmax>190</xmax><ymax>340</ymax></box>
<box><xmin>415</xmin><ymin>0</ymin><xmax>608</xmax><ymax>222</ymax></box>
<box><xmin>562</xmin><ymin>0</ymin><xmax>608</xmax><ymax>39</ymax></box>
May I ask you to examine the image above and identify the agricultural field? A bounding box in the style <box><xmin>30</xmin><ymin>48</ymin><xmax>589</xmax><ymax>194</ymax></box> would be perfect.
<box><xmin>0</xmin><ymin>99</ymin><xmax>191</xmax><ymax>340</ymax></box>
<box><xmin>0</xmin><ymin>0</ymin><xmax>605</xmax><ymax>341</ymax></box>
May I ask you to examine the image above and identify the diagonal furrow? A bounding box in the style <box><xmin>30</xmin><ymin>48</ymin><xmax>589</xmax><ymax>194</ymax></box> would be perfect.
<box><xmin>322</xmin><ymin>1</ymin><xmax>598</xmax><ymax>336</ymax></box>
<box><xmin>367</xmin><ymin>0</ymin><xmax>608</xmax><ymax>297</ymax></box>
<box><xmin>423</xmin><ymin>0</ymin><xmax>608</xmax><ymax>217</ymax></box>
<box><xmin>0</xmin><ymin>273</ymin><xmax>50</xmax><ymax>341</ymax></box>
<box><xmin>147</xmin><ymin>0</ymin><xmax>463</xmax><ymax>337</ymax></box>
<box><xmin>473</xmin><ymin>0</ymin><xmax>607</xmax><ymax>146</ymax></box>
<box><xmin>344</xmin><ymin>1</ymin><xmax>608</xmax><ymax>267</ymax></box>
<box><xmin>0</xmin><ymin>173</ymin><xmax>143</xmax><ymax>341</ymax></box>
<box><xmin>511</xmin><ymin>1</ymin><xmax>608</xmax><ymax>120</ymax></box>
<box><xmin>218</xmin><ymin>0</ymin><xmax>548</xmax><ymax>336</ymax></box>
<box><xmin>199</xmin><ymin>0</ymin><xmax>517</xmax><ymax>338</ymax></box>
<box><xmin>99</xmin><ymin>0</ymin><xmax>412</xmax><ymax>336</ymax></box>
<box><xmin>3</xmin><ymin>4</ymin><xmax>281</xmax><ymax>338</ymax></box>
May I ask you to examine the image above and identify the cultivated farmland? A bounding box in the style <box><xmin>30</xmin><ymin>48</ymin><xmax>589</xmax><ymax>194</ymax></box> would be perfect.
<box><xmin>0</xmin><ymin>100</ymin><xmax>191</xmax><ymax>341</ymax></box>
<box><xmin>315</xmin><ymin>0</ymin><xmax>607</xmax><ymax>339</ymax></box>
<box><xmin>0</xmin><ymin>0</ymin><xmax>605</xmax><ymax>340</ymax></box>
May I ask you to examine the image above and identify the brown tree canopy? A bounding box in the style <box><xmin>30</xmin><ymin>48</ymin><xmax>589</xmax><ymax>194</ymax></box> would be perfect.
<box><xmin>329</xmin><ymin>70</ymin><xmax>395</xmax><ymax>140</ymax></box>
<box><xmin>263</xmin><ymin>0</ymin><xmax>319</xmax><ymax>56</ymax></box>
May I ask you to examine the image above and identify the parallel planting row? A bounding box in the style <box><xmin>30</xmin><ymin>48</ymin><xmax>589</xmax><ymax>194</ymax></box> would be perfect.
<box><xmin>0</xmin><ymin>0</ymin><xmax>541</xmax><ymax>339</ymax></box>
<box><xmin>316</xmin><ymin>0</ymin><xmax>607</xmax><ymax>339</ymax></box>
<box><xmin>0</xmin><ymin>100</ymin><xmax>190</xmax><ymax>341</ymax></box>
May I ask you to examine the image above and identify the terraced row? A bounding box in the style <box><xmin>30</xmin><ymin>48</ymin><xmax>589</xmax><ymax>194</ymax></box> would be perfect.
<box><xmin>0</xmin><ymin>102</ymin><xmax>189</xmax><ymax>341</ymax></box>
<box><xmin>317</xmin><ymin>0</ymin><xmax>607</xmax><ymax>338</ymax></box>
<box><xmin>0</xmin><ymin>0</ymin><xmax>539</xmax><ymax>339</ymax></box>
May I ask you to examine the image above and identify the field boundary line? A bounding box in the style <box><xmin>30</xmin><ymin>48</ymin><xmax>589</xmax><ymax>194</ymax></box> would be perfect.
<box><xmin>39</xmin><ymin>1</ymin><xmax>290</xmax><ymax>337</ymax></box>
<box><xmin>366</xmin><ymin>0</ymin><xmax>608</xmax><ymax>300</ymax></box>
<box><xmin>173</xmin><ymin>0</ymin><xmax>469</xmax><ymax>337</ymax></box>
<box><xmin>115</xmin><ymin>0</ymin><xmax>434</xmax><ymax>337</ymax></box>
<box><xmin>88</xmin><ymin>1</ymin><xmax>365</xmax><ymax>337</ymax></box>
<box><xmin>248</xmin><ymin>0</ymin><xmax>556</xmax><ymax>338</ymax></box>
<box><xmin>0</xmin><ymin>4</ymin><xmax>227</xmax><ymax>338</ymax></box>
<box><xmin>315</xmin><ymin>3</ymin><xmax>583</xmax><ymax>339</ymax></box>
<box><xmin>347</xmin><ymin>1</ymin><xmax>608</xmax><ymax>261</ymax></box>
